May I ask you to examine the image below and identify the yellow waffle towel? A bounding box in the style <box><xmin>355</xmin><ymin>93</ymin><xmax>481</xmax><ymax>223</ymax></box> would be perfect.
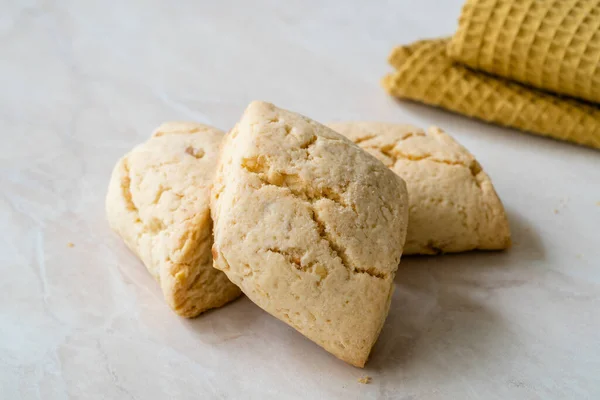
<box><xmin>383</xmin><ymin>39</ymin><xmax>600</xmax><ymax>149</ymax></box>
<box><xmin>449</xmin><ymin>0</ymin><xmax>600</xmax><ymax>104</ymax></box>
<box><xmin>384</xmin><ymin>0</ymin><xmax>600</xmax><ymax>150</ymax></box>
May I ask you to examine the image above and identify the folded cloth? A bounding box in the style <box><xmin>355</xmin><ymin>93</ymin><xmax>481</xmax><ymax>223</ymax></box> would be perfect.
<box><xmin>383</xmin><ymin>39</ymin><xmax>600</xmax><ymax>149</ymax></box>
<box><xmin>448</xmin><ymin>0</ymin><xmax>600</xmax><ymax>104</ymax></box>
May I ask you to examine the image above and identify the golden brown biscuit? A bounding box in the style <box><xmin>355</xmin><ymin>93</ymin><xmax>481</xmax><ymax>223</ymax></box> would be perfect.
<box><xmin>106</xmin><ymin>122</ymin><xmax>241</xmax><ymax>317</ymax></box>
<box><xmin>211</xmin><ymin>102</ymin><xmax>409</xmax><ymax>367</ymax></box>
<box><xmin>328</xmin><ymin>122</ymin><xmax>511</xmax><ymax>255</ymax></box>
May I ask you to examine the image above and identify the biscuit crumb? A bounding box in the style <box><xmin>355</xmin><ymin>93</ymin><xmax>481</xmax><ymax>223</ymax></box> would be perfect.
<box><xmin>553</xmin><ymin>209</ymin><xmax>559</xmax><ymax>214</ymax></box>
<box><xmin>67</xmin><ymin>242</ymin><xmax>75</xmax><ymax>248</ymax></box>
<box><xmin>358</xmin><ymin>376</ymin><xmax>372</xmax><ymax>384</ymax></box>
<box><xmin>596</xmin><ymin>201</ymin><xmax>600</xmax><ymax>206</ymax></box>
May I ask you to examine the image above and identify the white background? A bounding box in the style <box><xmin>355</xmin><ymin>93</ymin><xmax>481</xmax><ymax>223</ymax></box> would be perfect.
<box><xmin>2</xmin><ymin>0</ymin><xmax>600</xmax><ymax>398</ymax></box>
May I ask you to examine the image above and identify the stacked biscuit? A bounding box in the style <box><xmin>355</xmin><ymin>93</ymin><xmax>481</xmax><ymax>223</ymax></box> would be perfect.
<box><xmin>106</xmin><ymin>101</ymin><xmax>510</xmax><ymax>367</ymax></box>
<box><xmin>384</xmin><ymin>0</ymin><xmax>600</xmax><ymax>150</ymax></box>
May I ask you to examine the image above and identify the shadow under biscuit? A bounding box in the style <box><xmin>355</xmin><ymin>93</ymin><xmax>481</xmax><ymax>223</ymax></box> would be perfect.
<box><xmin>181</xmin><ymin>295</ymin><xmax>257</xmax><ymax>345</ymax></box>
<box><xmin>367</xmin><ymin>263</ymin><xmax>510</xmax><ymax>380</ymax></box>
<box><xmin>505</xmin><ymin>208</ymin><xmax>545</xmax><ymax>262</ymax></box>
<box><xmin>365</xmin><ymin>209</ymin><xmax>546</xmax><ymax>376</ymax></box>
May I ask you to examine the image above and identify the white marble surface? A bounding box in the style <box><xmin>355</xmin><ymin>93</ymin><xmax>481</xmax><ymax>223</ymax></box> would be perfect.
<box><xmin>2</xmin><ymin>0</ymin><xmax>600</xmax><ymax>398</ymax></box>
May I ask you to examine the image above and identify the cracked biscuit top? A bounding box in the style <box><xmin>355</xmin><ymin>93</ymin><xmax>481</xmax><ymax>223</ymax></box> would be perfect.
<box><xmin>211</xmin><ymin>101</ymin><xmax>409</xmax><ymax>367</ymax></box>
<box><xmin>106</xmin><ymin>122</ymin><xmax>241</xmax><ymax>318</ymax></box>
<box><xmin>328</xmin><ymin>122</ymin><xmax>511</xmax><ymax>255</ymax></box>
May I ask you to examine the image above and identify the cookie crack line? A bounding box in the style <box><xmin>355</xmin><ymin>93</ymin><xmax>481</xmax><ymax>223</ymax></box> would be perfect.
<box><xmin>121</xmin><ymin>159</ymin><xmax>175</xmax><ymax>242</ymax></box>
<box><xmin>353</xmin><ymin>267</ymin><xmax>387</xmax><ymax>279</ymax></box>
<box><xmin>365</xmin><ymin>131</ymin><xmax>423</xmax><ymax>147</ymax></box>
<box><xmin>311</xmin><ymin>208</ymin><xmax>388</xmax><ymax>280</ymax></box>
<box><xmin>352</xmin><ymin>134</ymin><xmax>377</xmax><ymax>144</ymax></box>
<box><xmin>264</xmin><ymin>247</ymin><xmax>329</xmax><ymax>281</ymax></box>
<box><xmin>121</xmin><ymin>159</ymin><xmax>142</xmax><ymax>224</ymax></box>
<box><xmin>266</xmin><ymin>247</ymin><xmax>304</xmax><ymax>269</ymax></box>
<box><xmin>121</xmin><ymin>159</ymin><xmax>153</xmax><ymax>243</ymax></box>
<box><xmin>241</xmin><ymin>156</ymin><xmax>348</xmax><ymax>208</ymax></box>
<box><xmin>241</xmin><ymin>158</ymin><xmax>388</xmax><ymax>280</ymax></box>
<box><xmin>377</xmin><ymin>146</ymin><xmax>484</xmax><ymax>188</ymax></box>
<box><xmin>310</xmin><ymin>209</ymin><xmax>354</xmax><ymax>275</ymax></box>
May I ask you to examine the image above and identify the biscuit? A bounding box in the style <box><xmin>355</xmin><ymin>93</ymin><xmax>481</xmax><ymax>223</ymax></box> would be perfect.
<box><xmin>328</xmin><ymin>122</ymin><xmax>511</xmax><ymax>255</ymax></box>
<box><xmin>106</xmin><ymin>122</ymin><xmax>242</xmax><ymax>318</ymax></box>
<box><xmin>211</xmin><ymin>102</ymin><xmax>409</xmax><ymax>367</ymax></box>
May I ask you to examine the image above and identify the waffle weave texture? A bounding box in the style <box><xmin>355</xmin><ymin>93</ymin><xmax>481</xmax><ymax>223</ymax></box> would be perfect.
<box><xmin>383</xmin><ymin>39</ymin><xmax>600</xmax><ymax>149</ymax></box>
<box><xmin>448</xmin><ymin>0</ymin><xmax>600</xmax><ymax>104</ymax></box>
